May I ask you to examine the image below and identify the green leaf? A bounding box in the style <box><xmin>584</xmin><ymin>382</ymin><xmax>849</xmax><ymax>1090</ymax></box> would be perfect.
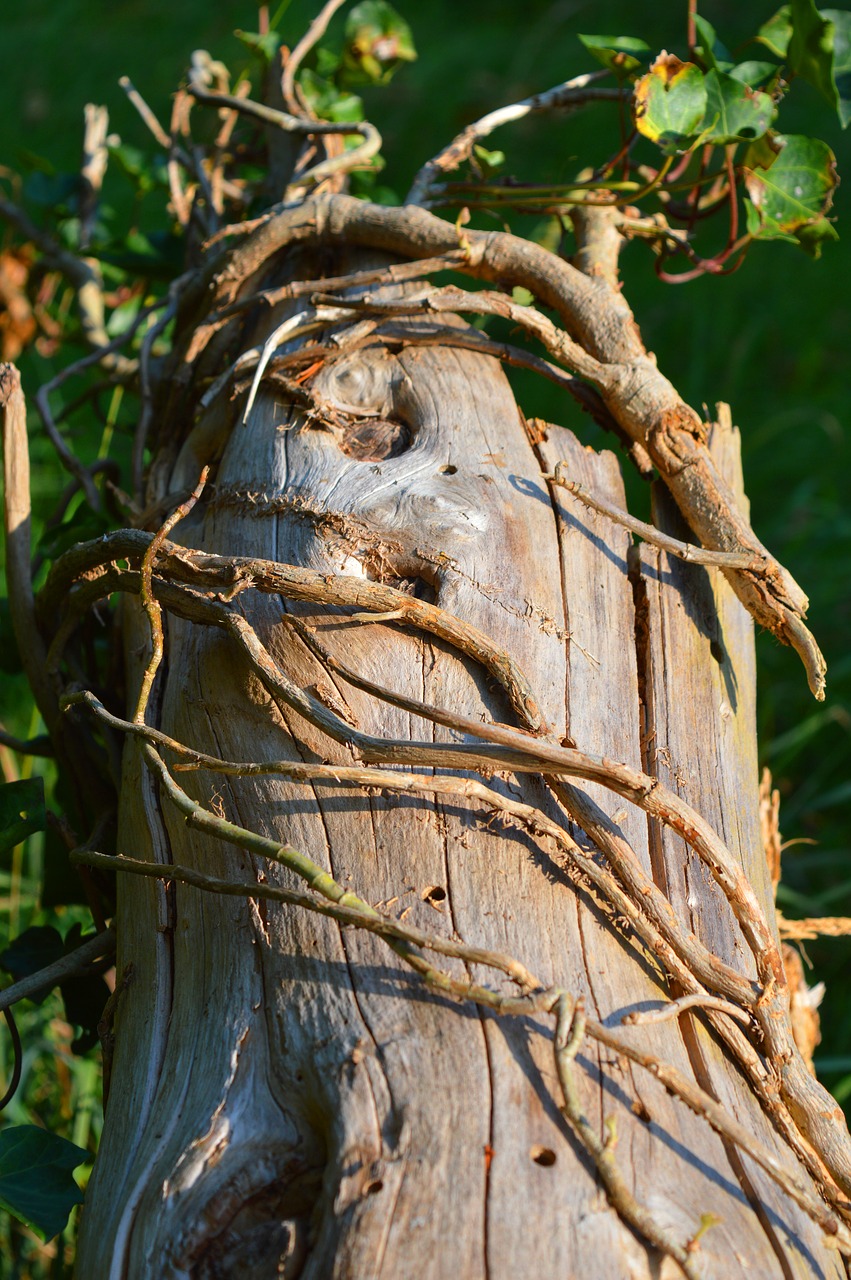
<box><xmin>315</xmin><ymin>45</ymin><xmax>343</xmax><ymax>78</ymax></box>
<box><xmin>758</xmin><ymin>6</ymin><xmax>794</xmax><ymax>57</ymax></box>
<box><xmin>701</xmin><ymin>69</ymin><xmax>776</xmax><ymax>142</ymax></box>
<box><xmin>22</xmin><ymin>171</ymin><xmax>79</xmax><ymax>212</ymax></box>
<box><xmin>633</xmin><ymin>55</ymin><xmax>708</xmax><ymax>153</ymax></box>
<box><xmin>693</xmin><ymin>15</ymin><xmax>733</xmax><ymax>71</ymax></box>
<box><xmin>41</xmin><ymin>822</ymin><xmax>90</xmax><ymax>909</ymax></box>
<box><xmin>729</xmin><ymin>60</ymin><xmax>783</xmax><ymax>87</ymax></box>
<box><xmin>0</xmin><ymin>779</ymin><xmax>46</xmax><ymax>859</ymax></box>
<box><xmin>473</xmin><ymin>144</ymin><xmax>505</xmax><ymax>173</ymax></box>
<box><xmin>234</xmin><ymin>28</ymin><xmax>281</xmax><ymax>64</ymax></box>
<box><xmin>106</xmin><ymin>293</ymin><xmax>143</xmax><ymax>338</ymax></box>
<box><xmin>744</xmin><ymin>197</ymin><xmax>802</xmax><ymax>243</ymax></box>
<box><xmin>822</xmin><ymin>10</ymin><xmax>851</xmax><ymax>124</ymax></box>
<box><xmin>108</xmin><ymin>142</ymin><xmax>154</xmax><ymax>178</ymax></box>
<box><xmin>297</xmin><ymin>68</ymin><xmax>364</xmax><ymax>123</ymax></box>
<box><xmin>578</xmin><ymin>34</ymin><xmax>650</xmax><ymax>77</ymax></box>
<box><xmin>37</xmin><ymin>505</ymin><xmax>113</xmax><ymax>562</ymax></box>
<box><xmin>789</xmin><ymin>0</ymin><xmax>838</xmax><ymax>104</ymax></box>
<box><xmin>343</xmin><ymin>1</ymin><xmax>416</xmax><ymax>85</ymax></box>
<box><xmin>59</xmin><ymin>924</ymin><xmax>111</xmax><ymax>1054</ymax></box>
<box><xmin>0</xmin><ymin>925</ymin><xmax>63</xmax><ymax>1000</ymax></box>
<box><xmin>744</xmin><ymin>132</ymin><xmax>839</xmax><ymax>255</ymax></box>
<box><xmin>0</xmin><ymin>1126</ymin><xmax>88</xmax><ymax>1241</ymax></box>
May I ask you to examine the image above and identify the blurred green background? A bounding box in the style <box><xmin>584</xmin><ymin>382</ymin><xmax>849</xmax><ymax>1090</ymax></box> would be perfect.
<box><xmin>0</xmin><ymin>1</ymin><xmax>848</xmax><ymax>1272</ymax></box>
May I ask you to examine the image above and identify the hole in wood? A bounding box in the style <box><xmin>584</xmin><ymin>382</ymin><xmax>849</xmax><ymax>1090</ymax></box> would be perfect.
<box><xmin>365</xmin><ymin>1179</ymin><xmax>383</xmax><ymax>1196</ymax></box>
<box><xmin>530</xmin><ymin>1146</ymin><xmax>556</xmax><ymax>1167</ymax></box>
<box><xmin>338</xmin><ymin>417</ymin><xmax>411</xmax><ymax>461</ymax></box>
<box><xmin>440</xmin><ymin>464</ymin><xmax>457</xmax><ymax>475</ymax></box>
<box><xmin>422</xmin><ymin>885</ymin><xmax>447</xmax><ymax>910</ymax></box>
<box><xmin>386</xmin><ymin>575</ymin><xmax>436</xmax><ymax>603</ymax></box>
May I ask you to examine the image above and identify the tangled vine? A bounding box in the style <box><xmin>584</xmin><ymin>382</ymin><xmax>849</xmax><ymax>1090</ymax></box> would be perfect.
<box><xmin>2</xmin><ymin>2</ymin><xmax>850</xmax><ymax>1273</ymax></box>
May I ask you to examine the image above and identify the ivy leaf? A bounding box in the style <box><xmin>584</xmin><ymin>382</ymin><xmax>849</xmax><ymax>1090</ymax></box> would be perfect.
<box><xmin>298</xmin><ymin>69</ymin><xmax>364</xmax><ymax>123</ymax></box>
<box><xmin>234</xmin><ymin>29</ymin><xmax>281</xmax><ymax>64</ymax></box>
<box><xmin>701</xmin><ymin>69</ymin><xmax>776</xmax><ymax>142</ymax></box>
<box><xmin>633</xmin><ymin>55</ymin><xmax>708</xmax><ymax>153</ymax></box>
<box><xmin>22</xmin><ymin>171</ymin><xmax>79</xmax><ymax>212</ymax></box>
<box><xmin>729</xmin><ymin>60</ymin><xmax>783</xmax><ymax>87</ymax></box>
<box><xmin>757</xmin><ymin>6</ymin><xmax>794</xmax><ymax>57</ymax></box>
<box><xmin>0</xmin><ymin>923</ymin><xmax>110</xmax><ymax>1046</ymax></box>
<box><xmin>37</xmin><ymin>505</ymin><xmax>113</xmax><ymax>562</ymax></box>
<box><xmin>789</xmin><ymin>0</ymin><xmax>838</xmax><ymax>103</ymax></box>
<box><xmin>0</xmin><ymin>925</ymin><xmax>63</xmax><ymax>1002</ymax></box>
<box><xmin>343</xmin><ymin>1</ymin><xmax>416</xmax><ymax>85</ymax></box>
<box><xmin>0</xmin><ymin>779</ymin><xmax>46</xmax><ymax>859</ymax></box>
<box><xmin>692</xmin><ymin>15</ymin><xmax>733</xmax><ymax>71</ymax></box>
<box><xmin>473</xmin><ymin>145</ymin><xmax>505</xmax><ymax>173</ymax></box>
<box><xmin>754</xmin><ymin>3</ymin><xmax>850</xmax><ymax>125</ymax></box>
<box><xmin>744</xmin><ymin>132</ymin><xmax>839</xmax><ymax>255</ymax></box>
<box><xmin>578</xmin><ymin>34</ymin><xmax>650</xmax><ymax>77</ymax></box>
<box><xmin>57</xmin><ymin>923</ymin><xmax>111</xmax><ymax>1055</ymax></box>
<box><xmin>822</xmin><ymin>9</ymin><xmax>851</xmax><ymax>124</ymax></box>
<box><xmin>0</xmin><ymin>1127</ymin><xmax>88</xmax><ymax>1241</ymax></box>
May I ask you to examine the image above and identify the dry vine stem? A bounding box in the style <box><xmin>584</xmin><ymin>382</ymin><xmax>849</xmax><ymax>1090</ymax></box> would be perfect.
<box><xmin>2</xmin><ymin>30</ymin><xmax>844</xmax><ymax>1279</ymax></box>
<box><xmin>174</xmin><ymin>193</ymin><xmax>825</xmax><ymax>697</ymax></box>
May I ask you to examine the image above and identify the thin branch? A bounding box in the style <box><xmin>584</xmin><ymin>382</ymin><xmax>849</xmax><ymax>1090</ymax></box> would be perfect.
<box><xmin>406</xmin><ymin>73</ymin><xmax>623</xmax><ymax>206</ymax></box>
<box><xmin>0</xmin><ymin>724</ymin><xmax>55</xmax><ymax>757</ymax></box>
<box><xmin>282</xmin><ymin>0</ymin><xmax>349</xmax><ymax>116</ymax></box>
<box><xmin>778</xmin><ymin>916</ymin><xmax>851</xmax><ymax>941</ymax></box>
<box><xmin>134</xmin><ymin>467</ymin><xmax>208</xmax><ymax>725</ymax></box>
<box><xmin>288</xmin><ymin>122</ymin><xmax>382</xmax><ymax>192</ymax></box>
<box><xmin>79</xmin><ymin>104</ymin><xmax>110</xmax><ymax>252</ymax></box>
<box><xmin>70</xmin><ymin>849</ymin><xmax>539</xmax><ymax>993</ymax></box>
<box><xmin>132</xmin><ymin>274</ymin><xmax>192</xmax><ymax>498</ymax></box>
<box><xmin>621</xmin><ymin>994</ymin><xmax>752</xmax><ymax>1026</ymax></box>
<box><xmin>118</xmin><ymin>75</ymin><xmax>172</xmax><ymax>149</ymax></box>
<box><xmin>196</xmin><ymin>193</ymin><xmax>823</xmax><ymax>697</ymax></box>
<box><xmin>64</xmin><ymin>680</ymin><xmax>759</xmax><ymax>1011</ymax></box>
<box><xmin>0</xmin><ymin>928</ymin><xmax>115</xmax><ymax>1014</ymax></box>
<box><xmin>241</xmin><ymin>287</ymin><xmax>606</xmax><ymax>422</ymax></box>
<box><xmin>1</xmin><ymin>364</ymin><xmax>56</xmax><ymax>732</ymax></box>
<box><xmin>547</xmin><ymin>468</ymin><xmax>771</xmax><ymax>572</ymax></box>
<box><xmin>189</xmin><ymin>61</ymin><xmax>366</xmax><ymax>138</ymax></box>
<box><xmin>32</xmin><ymin>294</ymin><xmax>167</xmax><ymax>508</ymax></box>
<box><xmin>553</xmin><ymin>997</ymin><xmax>705</xmax><ymax>1279</ymax></box>
<box><xmin>0</xmin><ymin>1009</ymin><xmax>22</xmax><ymax>1111</ymax></box>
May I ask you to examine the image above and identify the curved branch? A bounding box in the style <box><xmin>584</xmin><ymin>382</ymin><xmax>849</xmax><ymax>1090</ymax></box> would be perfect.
<box><xmin>195</xmin><ymin>193</ymin><xmax>823</xmax><ymax>696</ymax></box>
<box><xmin>406</xmin><ymin>73</ymin><xmax>623</xmax><ymax>207</ymax></box>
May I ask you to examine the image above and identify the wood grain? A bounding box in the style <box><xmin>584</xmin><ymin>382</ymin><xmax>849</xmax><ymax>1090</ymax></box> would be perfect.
<box><xmin>78</xmin><ymin>287</ymin><xmax>843</xmax><ymax>1276</ymax></box>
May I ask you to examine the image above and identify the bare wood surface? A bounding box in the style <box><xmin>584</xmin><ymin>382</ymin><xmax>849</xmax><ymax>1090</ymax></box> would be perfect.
<box><xmin>78</xmin><ymin>259</ymin><xmax>845</xmax><ymax>1277</ymax></box>
<box><xmin>636</xmin><ymin>415</ymin><xmax>838</xmax><ymax>1277</ymax></box>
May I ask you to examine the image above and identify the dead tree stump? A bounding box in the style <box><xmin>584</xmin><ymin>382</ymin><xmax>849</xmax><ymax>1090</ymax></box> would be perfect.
<box><xmin>75</xmin><ymin>268</ymin><xmax>844</xmax><ymax>1276</ymax></box>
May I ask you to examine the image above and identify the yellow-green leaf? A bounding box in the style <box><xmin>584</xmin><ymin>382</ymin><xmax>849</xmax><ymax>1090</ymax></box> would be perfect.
<box><xmin>633</xmin><ymin>55</ymin><xmax>708</xmax><ymax>153</ymax></box>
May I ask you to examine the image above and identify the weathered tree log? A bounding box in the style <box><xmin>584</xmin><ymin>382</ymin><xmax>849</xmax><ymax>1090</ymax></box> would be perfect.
<box><xmin>74</xmin><ymin>228</ymin><xmax>845</xmax><ymax>1277</ymax></box>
